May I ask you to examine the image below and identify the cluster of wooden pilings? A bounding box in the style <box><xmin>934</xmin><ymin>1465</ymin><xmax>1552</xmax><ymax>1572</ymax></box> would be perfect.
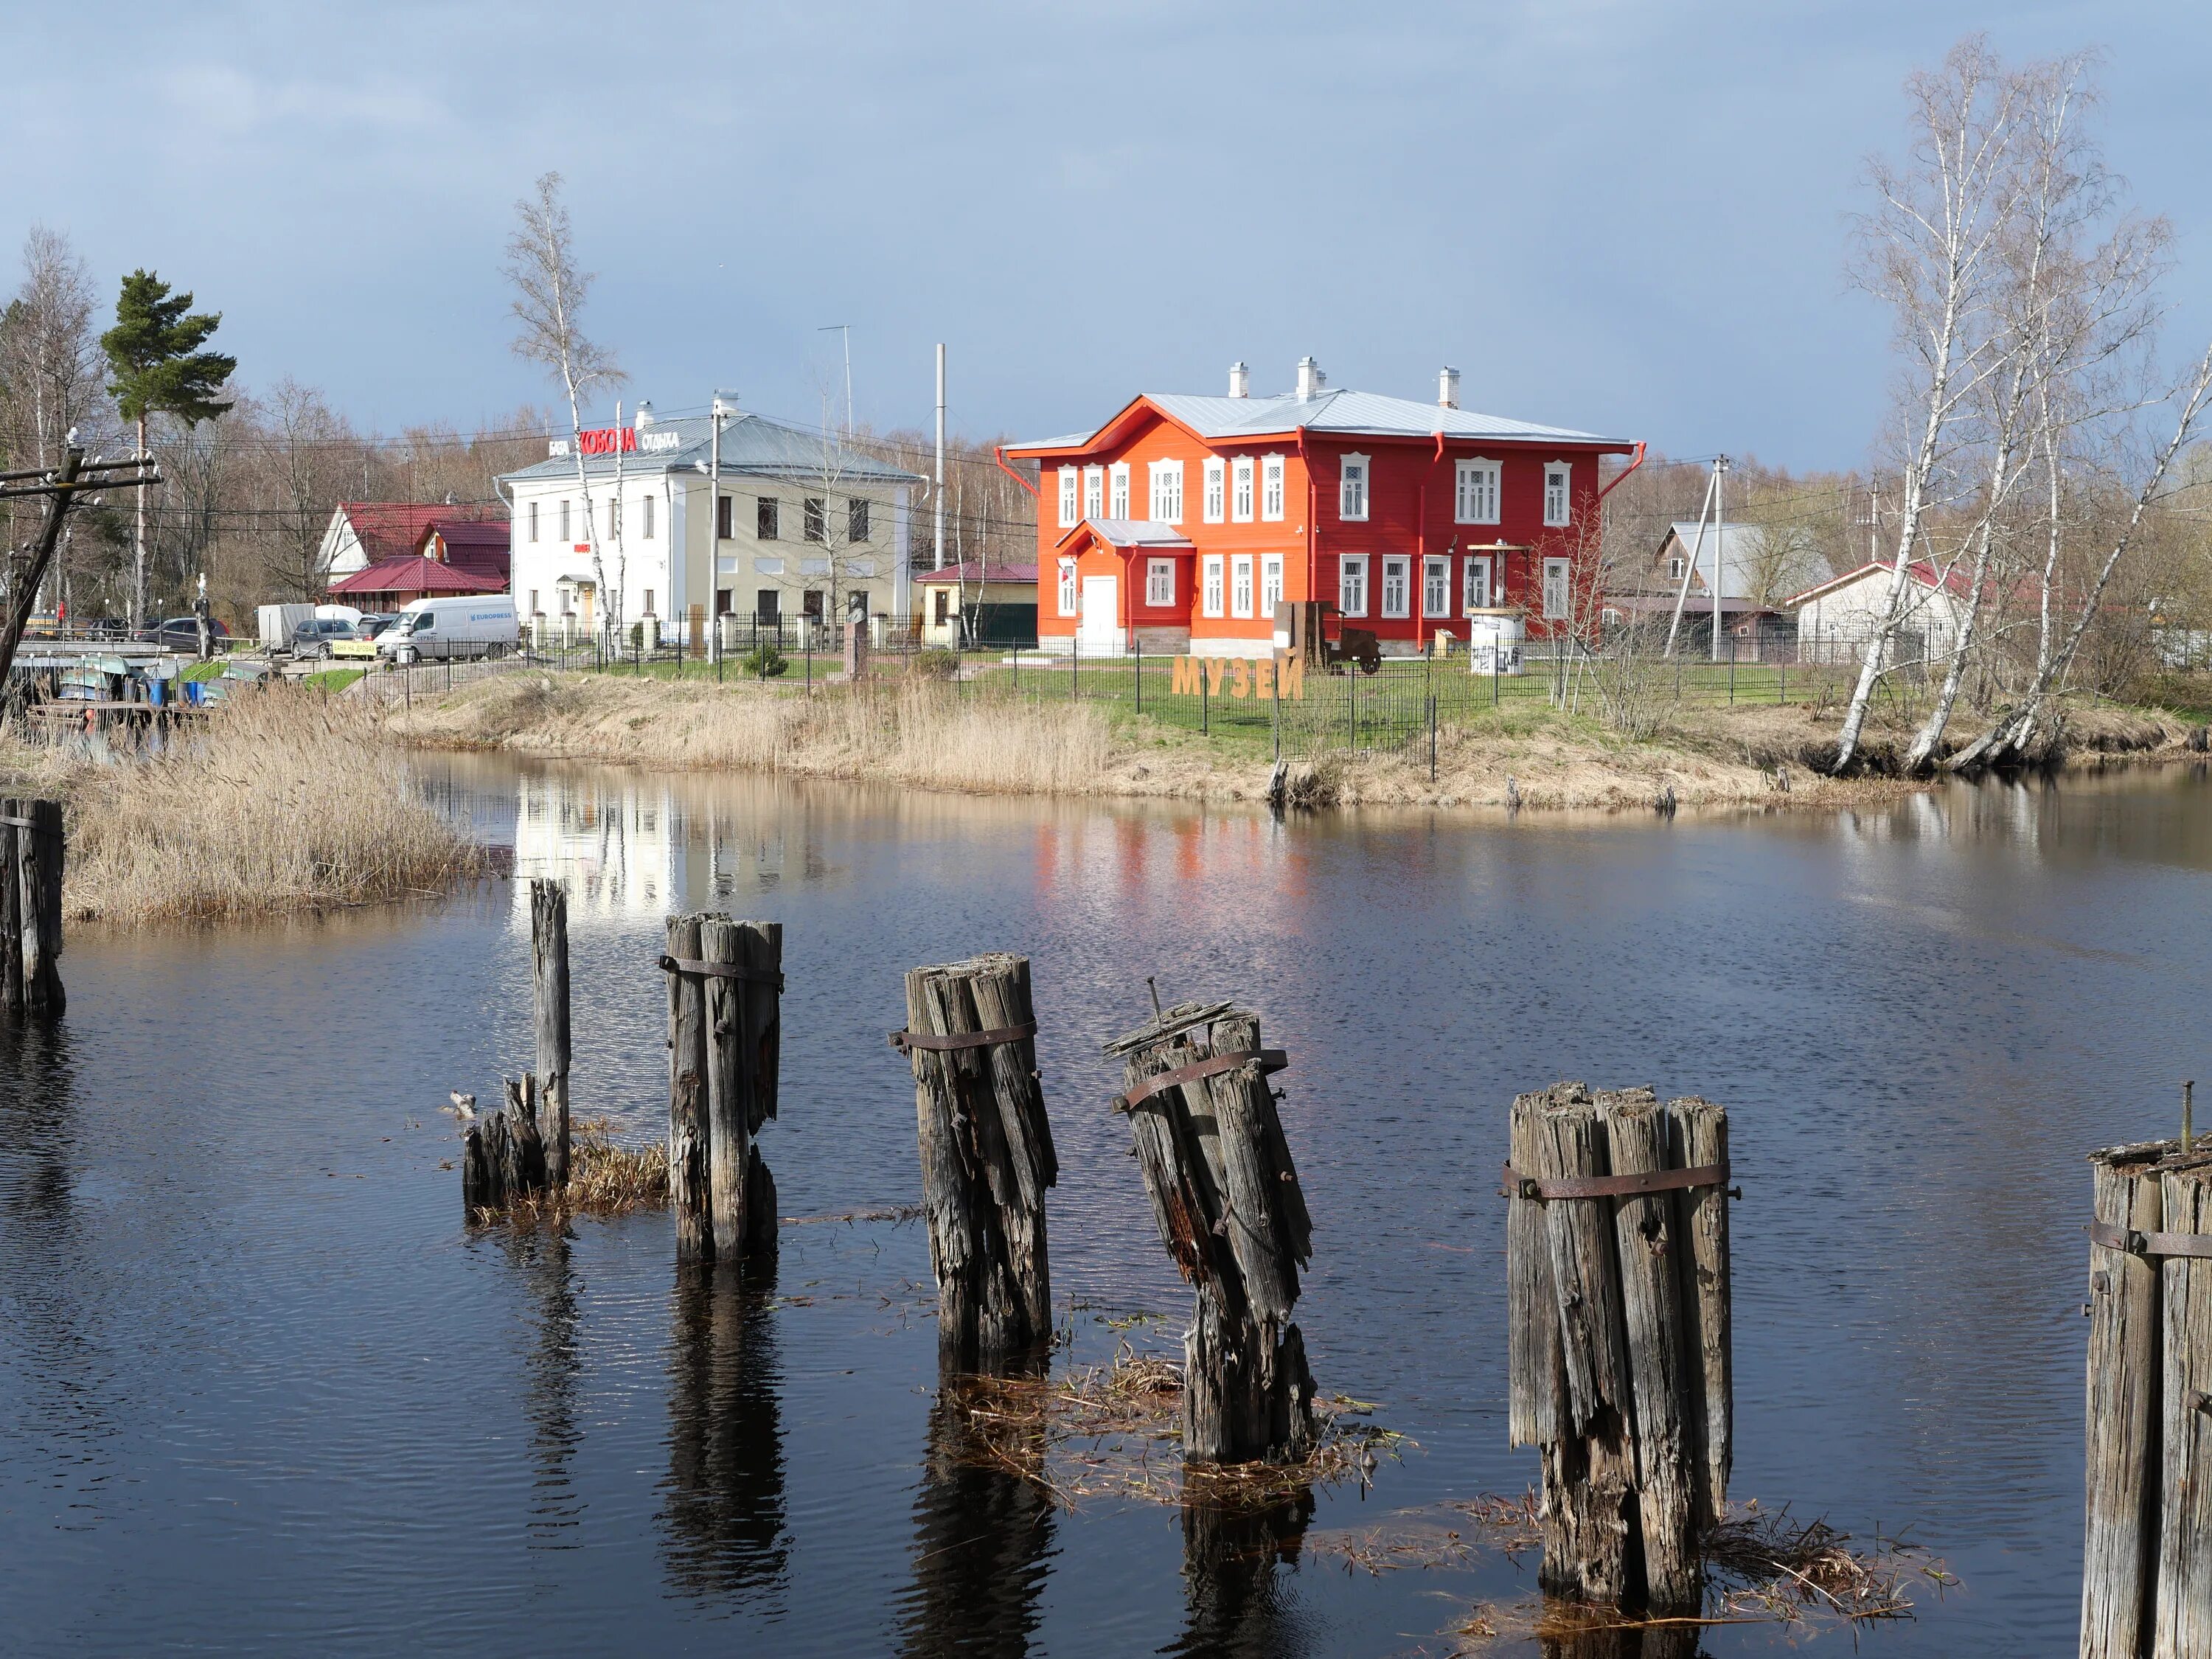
<box><xmin>2082</xmin><ymin>1135</ymin><xmax>2212</xmax><ymax>1658</ymax></box>
<box><xmin>664</xmin><ymin>914</ymin><xmax>782</xmax><ymax>1265</ymax></box>
<box><xmin>1505</xmin><ymin>1082</ymin><xmax>1733</xmax><ymax>1617</ymax></box>
<box><xmin>463</xmin><ymin>878</ymin><xmax>570</xmax><ymax>1215</ymax></box>
<box><xmin>0</xmin><ymin>799</ymin><xmax>63</xmax><ymax>1018</ymax></box>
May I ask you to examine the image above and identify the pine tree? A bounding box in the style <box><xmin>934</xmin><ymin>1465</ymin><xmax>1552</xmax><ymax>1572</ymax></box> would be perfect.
<box><xmin>100</xmin><ymin>270</ymin><xmax>234</xmax><ymax>627</ymax></box>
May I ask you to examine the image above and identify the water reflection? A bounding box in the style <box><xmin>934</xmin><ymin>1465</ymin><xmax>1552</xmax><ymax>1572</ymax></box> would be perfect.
<box><xmin>660</xmin><ymin>1262</ymin><xmax>788</xmax><ymax>1606</ymax></box>
<box><xmin>1164</xmin><ymin>1492</ymin><xmax>1315</xmax><ymax>1659</ymax></box>
<box><xmin>898</xmin><ymin>1366</ymin><xmax>1055</xmax><ymax>1659</ymax></box>
<box><xmin>500</xmin><ymin>1225</ymin><xmax>583</xmax><ymax>1548</ymax></box>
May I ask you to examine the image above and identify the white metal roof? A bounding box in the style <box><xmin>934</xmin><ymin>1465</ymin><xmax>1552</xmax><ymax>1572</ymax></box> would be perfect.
<box><xmin>1075</xmin><ymin>518</ymin><xmax>1194</xmax><ymax>547</ymax></box>
<box><xmin>1015</xmin><ymin>387</ymin><xmax>1632</xmax><ymax>452</ymax></box>
<box><xmin>502</xmin><ymin>412</ymin><xmax>925</xmax><ymax>485</ymax></box>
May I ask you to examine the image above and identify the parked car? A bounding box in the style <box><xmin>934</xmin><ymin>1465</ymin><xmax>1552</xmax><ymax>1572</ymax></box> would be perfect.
<box><xmin>133</xmin><ymin>616</ymin><xmax>232</xmax><ymax>651</ymax></box>
<box><xmin>375</xmin><ymin>596</ymin><xmax>519</xmax><ymax>664</ymax></box>
<box><xmin>288</xmin><ymin>617</ymin><xmax>357</xmax><ymax>660</ymax></box>
<box><xmin>355</xmin><ymin>613</ymin><xmax>399</xmax><ymax>639</ymax></box>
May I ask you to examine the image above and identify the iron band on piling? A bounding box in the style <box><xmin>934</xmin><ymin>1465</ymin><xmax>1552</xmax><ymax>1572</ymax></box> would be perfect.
<box><xmin>1499</xmin><ymin>1158</ymin><xmax>1733</xmax><ymax>1202</ymax></box>
<box><xmin>2087</xmin><ymin>1217</ymin><xmax>2212</xmax><ymax>1259</ymax></box>
<box><xmin>1110</xmin><ymin>1048</ymin><xmax>1288</xmax><ymax>1113</ymax></box>
<box><xmin>659</xmin><ymin>953</ymin><xmax>785</xmax><ymax>991</ymax></box>
<box><xmin>888</xmin><ymin>1020</ymin><xmax>1037</xmax><ymax>1054</ymax></box>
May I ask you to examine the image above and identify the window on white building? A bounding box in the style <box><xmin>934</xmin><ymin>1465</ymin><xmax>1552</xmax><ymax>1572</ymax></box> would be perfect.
<box><xmin>1083</xmin><ymin>466</ymin><xmax>1104</xmax><ymax>520</ymax></box>
<box><xmin>1202</xmin><ymin>459</ymin><xmax>1225</xmax><ymax>524</ymax></box>
<box><xmin>1544</xmin><ymin>462</ymin><xmax>1571</xmax><ymax>527</ymax></box>
<box><xmin>643</xmin><ymin>588</ymin><xmax>656</xmax><ymax>616</ymax></box>
<box><xmin>559</xmin><ymin>499</ymin><xmax>571</xmax><ymax>543</ymax></box>
<box><xmin>1147</xmin><ymin>558</ymin><xmax>1174</xmax><ymax>607</ymax></box>
<box><xmin>1260</xmin><ymin>554</ymin><xmax>1283</xmax><ymax>616</ymax></box>
<box><xmin>1231</xmin><ymin>457</ymin><xmax>1255</xmax><ymax>522</ymax></box>
<box><xmin>756</xmin><ymin>498</ymin><xmax>776</xmax><ymax>540</ymax></box>
<box><xmin>1231</xmin><ymin>555</ymin><xmax>1253</xmax><ymax>619</ymax></box>
<box><xmin>1058</xmin><ymin>560</ymin><xmax>1078</xmax><ymax>616</ymax></box>
<box><xmin>804</xmin><ymin>498</ymin><xmax>827</xmax><ymax>543</ymax></box>
<box><xmin>1058</xmin><ymin>467</ymin><xmax>1079</xmax><ymax>528</ymax></box>
<box><xmin>1202</xmin><ymin>555</ymin><xmax>1225</xmax><ymax>618</ymax></box>
<box><xmin>608</xmin><ymin>497</ymin><xmax>620</xmax><ymax>540</ymax></box>
<box><xmin>1340</xmin><ymin>554</ymin><xmax>1368</xmax><ymax>616</ymax></box>
<box><xmin>1455</xmin><ymin>458</ymin><xmax>1500</xmax><ymax>524</ymax></box>
<box><xmin>1543</xmin><ymin>556</ymin><xmax>1572</xmax><ymax>619</ymax></box>
<box><xmin>642</xmin><ymin>494</ymin><xmax>655</xmax><ymax>540</ymax></box>
<box><xmin>528</xmin><ymin>500</ymin><xmax>540</xmax><ymax>542</ymax></box>
<box><xmin>1109</xmin><ymin>462</ymin><xmax>1130</xmax><ymax>518</ymax></box>
<box><xmin>1423</xmin><ymin>555</ymin><xmax>1450</xmax><ymax>618</ymax></box>
<box><xmin>1340</xmin><ymin>454</ymin><xmax>1369</xmax><ymax>521</ymax></box>
<box><xmin>1380</xmin><ymin>554</ymin><xmax>1410</xmax><ymax>618</ymax></box>
<box><xmin>1261</xmin><ymin>455</ymin><xmax>1284</xmax><ymax>521</ymax></box>
<box><xmin>528</xmin><ymin>588</ymin><xmax>539</xmax><ymax>616</ymax></box>
<box><xmin>849</xmin><ymin>499</ymin><xmax>870</xmax><ymax>542</ymax></box>
<box><xmin>1464</xmin><ymin>554</ymin><xmax>1492</xmax><ymax>609</ymax></box>
<box><xmin>1148</xmin><ymin>459</ymin><xmax>1184</xmax><ymax>524</ymax></box>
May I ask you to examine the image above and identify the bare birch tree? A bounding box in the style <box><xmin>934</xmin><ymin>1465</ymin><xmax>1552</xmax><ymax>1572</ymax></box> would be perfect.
<box><xmin>505</xmin><ymin>172</ymin><xmax>627</xmax><ymax>634</ymax></box>
<box><xmin>0</xmin><ymin>227</ymin><xmax>112</xmax><ymax>612</ymax></box>
<box><xmin>1832</xmin><ymin>38</ymin><xmax>2030</xmax><ymax>773</ymax></box>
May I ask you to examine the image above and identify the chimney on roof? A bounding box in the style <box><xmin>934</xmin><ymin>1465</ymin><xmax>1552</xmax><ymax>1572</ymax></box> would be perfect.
<box><xmin>634</xmin><ymin>401</ymin><xmax>654</xmax><ymax>429</ymax></box>
<box><xmin>1295</xmin><ymin>356</ymin><xmax>1324</xmax><ymax>400</ymax></box>
<box><xmin>1228</xmin><ymin>361</ymin><xmax>1249</xmax><ymax>398</ymax></box>
<box><xmin>1439</xmin><ymin>366</ymin><xmax>1460</xmax><ymax>409</ymax></box>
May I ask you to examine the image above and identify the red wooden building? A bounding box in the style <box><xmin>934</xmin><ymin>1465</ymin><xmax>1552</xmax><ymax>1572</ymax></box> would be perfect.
<box><xmin>1004</xmin><ymin>359</ymin><xmax>1639</xmax><ymax>656</ymax></box>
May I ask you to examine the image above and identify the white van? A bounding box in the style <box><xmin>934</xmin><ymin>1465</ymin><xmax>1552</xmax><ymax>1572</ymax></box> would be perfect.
<box><xmin>377</xmin><ymin>596</ymin><xmax>521</xmax><ymax>664</ymax></box>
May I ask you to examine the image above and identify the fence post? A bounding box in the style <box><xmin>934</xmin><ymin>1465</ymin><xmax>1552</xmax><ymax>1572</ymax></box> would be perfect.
<box><xmin>1072</xmin><ymin>641</ymin><xmax>1079</xmax><ymax>700</ymax></box>
<box><xmin>1429</xmin><ymin>692</ymin><xmax>1438</xmax><ymax>783</ymax></box>
<box><xmin>1349</xmin><ymin>668</ymin><xmax>1357</xmax><ymax>752</ymax></box>
<box><xmin>1202</xmin><ymin>664</ymin><xmax>1209</xmax><ymax>736</ymax></box>
<box><xmin>1729</xmin><ymin>644</ymin><xmax>1736</xmax><ymax>706</ymax></box>
<box><xmin>1272</xmin><ymin>664</ymin><xmax>1281</xmax><ymax>762</ymax></box>
<box><xmin>1778</xmin><ymin>661</ymin><xmax>1786</xmax><ymax>706</ymax></box>
<box><xmin>1492</xmin><ymin>651</ymin><xmax>1500</xmax><ymax>708</ymax></box>
<box><xmin>1134</xmin><ymin>638</ymin><xmax>1141</xmax><ymax>714</ymax></box>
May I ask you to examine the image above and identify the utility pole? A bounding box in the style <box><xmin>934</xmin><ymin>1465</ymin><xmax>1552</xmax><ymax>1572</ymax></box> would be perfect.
<box><xmin>1663</xmin><ymin>464</ymin><xmax>1718</xmax><ymax>658</ymax></box>
<box><xmin>709</xmin><ymin>392</ymin><xmax>731</xmax><ymax>631</ymax></box>
<box><xmin>0</xmin><ymin>445</ymin><xmax>160</xmax><ymax>683</ymax></box>
<box><xmin>933</xmin><ymin>344</ymin><xmax>947</xmax><ymax>573</ymax></box>
<box><xmin>1710</xmin><ymin>454</ymin><xmax>1731</xmax><ymax>662</ymax></box>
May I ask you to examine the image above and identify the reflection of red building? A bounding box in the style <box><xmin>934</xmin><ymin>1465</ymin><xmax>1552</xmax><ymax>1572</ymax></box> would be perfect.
<box><xmin>1004</xmin><ymin>359</ymin><xmax>1639</xmax><ymax>658</ymax></box>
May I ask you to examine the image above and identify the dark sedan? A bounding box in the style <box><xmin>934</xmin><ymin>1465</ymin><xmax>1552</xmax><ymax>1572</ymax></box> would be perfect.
<box><xmin>133</xmin><ymin>616</ymin><xmax>233</xmax><ymax>651</ymax></box>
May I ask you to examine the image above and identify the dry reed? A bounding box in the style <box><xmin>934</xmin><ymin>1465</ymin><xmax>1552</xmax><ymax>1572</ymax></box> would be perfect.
<box><xmin>939</xmin><ymin>1343</ymin><xmax>1409</xmax><ymax>1514</ymax></box>
<box><xmin>55</xmin><ymin>685</ymin><xmax>483</xmax><ymax>922</ymax></box>
<box><xmin>478</xmin><ymin>1116</ymin><xmax>668</xmax><ymax>1224</ymax></box>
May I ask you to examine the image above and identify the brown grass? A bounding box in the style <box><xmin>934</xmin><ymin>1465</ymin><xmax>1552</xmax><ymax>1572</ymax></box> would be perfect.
<box><xmin>46</xmin><ymin>685</ymin><xmax>484</xmax><ymax>923</ymax></box>
<box><xmin>939</xmin><ymin>1344</ymin><xmax>1408</xmax><ymax>1513</ymax></box>
<box><xmin>480</xmin><ymin>1116</ymin><xmax>668</xmax><ymax>1224</ymax></box>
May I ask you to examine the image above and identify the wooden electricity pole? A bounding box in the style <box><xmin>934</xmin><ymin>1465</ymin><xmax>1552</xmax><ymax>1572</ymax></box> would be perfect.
<box><xmin>0</xmin><ymin>446</ymin><xmax>161</xmax><ymax>684</ymax></box>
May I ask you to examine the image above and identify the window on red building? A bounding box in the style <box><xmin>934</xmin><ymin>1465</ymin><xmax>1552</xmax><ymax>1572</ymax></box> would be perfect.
<box><xmin>1202</xmin><ymin>556</ymin><xmax>1225</xmax><ymax>618</ymax></box>
<box><xmin>1423</xmin><ymin>556</ymin><xmax>1450</xmax><ymax>618</ymax></box>
<box><xmin>1380</xmin><ymin>555</ymin><xmax>1409</xmax><ymax>618</ymax></box>
<box><xmin>1261</xmin><ymin>456</ymin><xmax>1284</xmax><ymax>521</ymax></box>
<box><xmin>1340</xmin><ymin>554</ymin><xmax>1368</xmax><ymax>616</ymax></box>
<box><xmin>1202</xmin><ymin>459</ymin><xmax>1225</xmax><ymax>524</ymax></box>
<box><xmin>1147</xmin><ymin>558</ymin><xmax>1174</xmax><ymax>606</ymax></box>
<box><xmin>1231</xmin><ymin>555</ymin><xmax>1253</xmax><ymax>618</ymax></box>
<box><xmin>1232</xmin><ymin>457</ymin><xmax>1255</xmax><ymax>522</ymax></box>
<box><xmin>1544</xmin><ymin>462</ymin><xmax>1572</xmax><ymax>527</ymax></box>
<box><xmin>1340</xmin><ymin>455</ymin><xmax>1369</xmax><ymax>521</ymax></box>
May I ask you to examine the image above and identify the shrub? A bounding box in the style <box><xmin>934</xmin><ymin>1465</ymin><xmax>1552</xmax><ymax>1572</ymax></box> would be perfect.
<box><xmin>914</xmin><ymin>647</ymin><xmax>960</xmax><ymax>681</ymax></box>
<box><xmin>741</xmin><ymin>644</ymin><xmax>789</xmax><ymax>678</ymax></box>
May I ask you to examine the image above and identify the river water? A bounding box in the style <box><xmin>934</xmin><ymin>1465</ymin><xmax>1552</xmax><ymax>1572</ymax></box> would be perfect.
<box><xmin>6</xmin><ymin>757</ymin><xmax>2208</xmax><ymax>1655</ymax></box>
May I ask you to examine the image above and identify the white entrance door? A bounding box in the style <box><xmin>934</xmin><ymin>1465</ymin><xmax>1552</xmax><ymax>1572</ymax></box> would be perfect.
<box><xmin>1079</xmin><ymin>575</ymin><xmax>1119</xmax><ymax>651</ymax></box>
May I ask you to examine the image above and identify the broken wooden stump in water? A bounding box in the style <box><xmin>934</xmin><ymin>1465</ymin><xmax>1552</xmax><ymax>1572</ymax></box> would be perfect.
<box><xmin>2081</xmin><ymin>1134</ymin><xmax>2212</xmax><ymax>1659</ymax></box>
<box><xmin>461</xmin><ymin>1074</ymin><xmax>550</xmax><ymax>1216</ymax></box>
<box><xmin>895</xmin><ymin>953</ymin><xmax>1057</xmax><ymax>1369</ymax></box>
<box><xmin>664</xmin><ymin>912</ymin><xmax>784</xmax><ymax>1266</ymax></box>
<box><xmin>532</xmin><ymin>878</ymin><xmax>571</xmax><ymax>1189</ymax></box>
<box><xmin>0</xmin><ymin>798</ymin><xmax>63</xmax><ymax>1018</ymax></box>
<box><xmin>1105</xmin><ymin>999</ymin><xmax>1317</xmax><ymax>1464</ymax></box>
<box><xmin>1503</xmin><ymin>1082</ymin><xmax>1733</xmax><ymax>1616</ymax></box>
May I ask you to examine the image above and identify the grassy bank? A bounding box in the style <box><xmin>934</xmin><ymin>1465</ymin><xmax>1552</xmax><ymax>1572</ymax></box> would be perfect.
<box><xmin>382</xmin><ymin>668</ymin><xmax>2188</xmax><ymax>812</ymax></box>
<box><xmin>7</xmin><ymin>686</ymin><xmax>485</xmax><ymax>923</ymax></box>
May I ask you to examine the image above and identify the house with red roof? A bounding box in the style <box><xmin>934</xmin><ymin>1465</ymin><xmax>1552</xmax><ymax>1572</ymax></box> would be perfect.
<box><xmin>318</xmin><ymin>501</ymin><xmax>506</xmax><ymax>583</ymax></box>
<box><xmin>1001</xmin><ymin>358</ymin><xmax>1640</xmax><ymax>657</ymax></box>
<box><xmin>1787</xmin><ymin>560</ymin><xmax>1975</xmax><ymax>667</ymax></box>
<box><xmin>327</xmin><ymin>518</ymin><xmax>512</xmax><ymax>609</ymax></box>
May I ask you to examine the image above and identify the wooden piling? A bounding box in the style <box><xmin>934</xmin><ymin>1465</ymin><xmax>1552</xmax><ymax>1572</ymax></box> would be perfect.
<box><xmin>531</xmin><ymin>879</ymin><xmax>571</xmax><ymax>1189</ymax></box>
<box><xmin>1106</xmin><ymin>1000</ymin><xmax>1316</xmax><ymax>1463</ymax></box>
<box><xmin>703</xmin><ymin>917</ymin><xmax>783</xmax><ymax>1262</ymax></box>
<box><xmin>2155</xmin><ymin>1164</ymin><xmax>2212</xmax><ymax>1656</ymax></box>
<box><xmin>0</xmin><ymin>802</ymin><xmax>21</xmax><ymax>1014</ymax></box>
<box><xmin>1506</xmin><ymin>1081</ymin><xmax>1734</xmax><ymax>1614</ymax></box>
<box><xmin>7</xmin><ymin>798</ymin><xmax>61</xmax><ymax>1018</ymax></box>
<box><xmin>898</xmin><ymin>953</ymin><xmax>1056</xmax><ymax>1368</ymax></box>
<box><xmin>667</xmin><ymin>913</ymin><xmax>711</xmax><ymax>1261</ymax></box>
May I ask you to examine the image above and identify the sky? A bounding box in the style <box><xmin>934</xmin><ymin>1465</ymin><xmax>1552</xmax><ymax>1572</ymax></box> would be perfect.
<box><xmin>5</xmin><ymin>1</ymin><xmax>2210</xmax><ymax>469</ymax></box>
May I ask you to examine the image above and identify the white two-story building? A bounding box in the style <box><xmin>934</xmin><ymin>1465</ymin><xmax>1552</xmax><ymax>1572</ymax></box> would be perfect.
<box><xmin>503</xmin><ymin>404</ymin><xmax>922</xmax><ymax>642</ymax></box>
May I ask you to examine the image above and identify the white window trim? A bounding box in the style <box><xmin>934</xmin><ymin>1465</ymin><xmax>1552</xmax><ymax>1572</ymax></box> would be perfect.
<box><xmin>1231</xmin><ymin>456</ymin><xmax>1255</xmax><ymax>524</ymax></box>
<box><xmin>1202</xmin><ymin>458</ymin><xmax>1226</xmax><ymax>524</ymax></box>
<box><xmin>1544</xmin><ymin>460</ymin><xmax>1572</xmax><ymax>529</ymax></box>
<box><xmin>1260</xmin><ymin>554</ymin><xmax>1284</xmax><ymax>616</ymax></box>
<box><xmin>1148</xmin><ymin>459</ymin><xmax>1184</xmax><ymax>525</ymax></box>
<box><xmin>1464</xmin><ymin>554</ymin><xmax>1492</xmax><ymax>611</ymax></box>
<box><xmin>1340</xmin><ymin>553</ymin><xmax>1368</xmax><ymax>618</ymax></box>
<box><xmin>1057</xmin><ymin>559</ymin><xmax>1079</xmax><ymax>616</ymax></box>
<box><xmin>1339</xmin><ymin>453</ymin><xmax>1369</xmax><ymax>522</ymax></box>
<box><xmin>1422</xmin><ymin>554</ymin><xmax>1451</xmax><ymax>619</ymax></box>
<box><xmin>1543</xmin><ymin>556</ymin><xmax>1573</xmax><ymax>620</ymax></box>
<box><xmin>1380</xmin><ymin>554</ymin><xmax>1411</xmax><ymax>619</ymax></box>
<box><xmin>1147</xmin><ymin>557</ymin><xmax>1174</xmax><ymax>607</ymax></box>
<box><xmin>1231</xmin><ymin>554</ymin><xmax>1254</xmax><ymax>619</ymax></box>
<box><xmin>1455</xmin><ymin>457</ymin><xmax>1500</xmax><ymax>526</ymax></box>
<box><xmin>1057</xmin><ymin>466</ymin><xmax>1079</xmax><ymax>529</ymax></box>
<box><xmin>1083</xmin><ymin>466</ymin><xmax>1105</xmax><ymax>521</ymax></box>
<box><xmin>1109</xmin><ymin>462</ymin><xmax>1131</xmax><ymax>519</ymax></box>
<box><xmin>1261</xmin><ymin>454</ymin><xmax>1285</xmax><ymax>522</ymax></box>
<box><xmin>1201</xmin><ymin>554</ymin><xmax>1225</xmax><ymax>619</ymax></box>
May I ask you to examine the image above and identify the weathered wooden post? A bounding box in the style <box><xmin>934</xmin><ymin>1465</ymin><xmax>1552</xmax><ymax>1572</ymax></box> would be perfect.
<box><xmin>3</xmin><ymin>797</ymin><xmax>63</xmax><ymax>1017</ymax></box>
<box><xmin>894</xmin><ymin>953</ymin><xmax>1056</xmax><ymax>1368</ymax></box>
<box><xmin>1105</xmin><ymin>1000</ymin><xmax>1316</xmax><ymax>1463</ymax></box>
<box><xmin>667</xmin><ymin>914</ymin><xmax>712</xmax><ymax>1260</ymax></box>
<box><xmin>2081</xmin><ymin>1135</ymin><xmax>2212</xmax><ymax>1658</ymax></box>
<box><xmin>460</xmin><ymin>1077</ymin><xmax>549</xmax><ymax>1218</ymax></box>
<box><xmin>532</xmin><ymin>879</ymin><xmax>571</xmax><ymax>1189</ymax></box>
<box><xmin>0</xmin><ymin>801</ymin><xmax>21</xmax><ymax>1014</ymax></box>
<box><xmin>1503</xmin><ymin>1082</ymin><xmax>1733</xmax><ymax>1615</ymax></box>
<box><xmin>700</xmin><ymin>917</ymin><xmax>783</xmax><ymax>1262</ymax></box>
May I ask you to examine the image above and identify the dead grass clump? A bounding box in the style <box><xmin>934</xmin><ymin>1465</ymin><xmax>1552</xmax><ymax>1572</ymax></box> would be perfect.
<box><xmin>63</xmin><ymin>685</ymin><xmax>484</xmax><ymax>922</ymax></box>
<box><xmin>1702</xmin><ymin>1502</ymin><xmax>1952</xmax><ymax>1626</ymax></box>
<box><xmin>941</xmin><ymin>1344</ymin><xmax>1408</xmax><ymax>1513</ymax></box>
<box><xmin>478</xmin><ymin>1116</ymin><xmax>667</xmax><ymax>1224</ymax></box>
